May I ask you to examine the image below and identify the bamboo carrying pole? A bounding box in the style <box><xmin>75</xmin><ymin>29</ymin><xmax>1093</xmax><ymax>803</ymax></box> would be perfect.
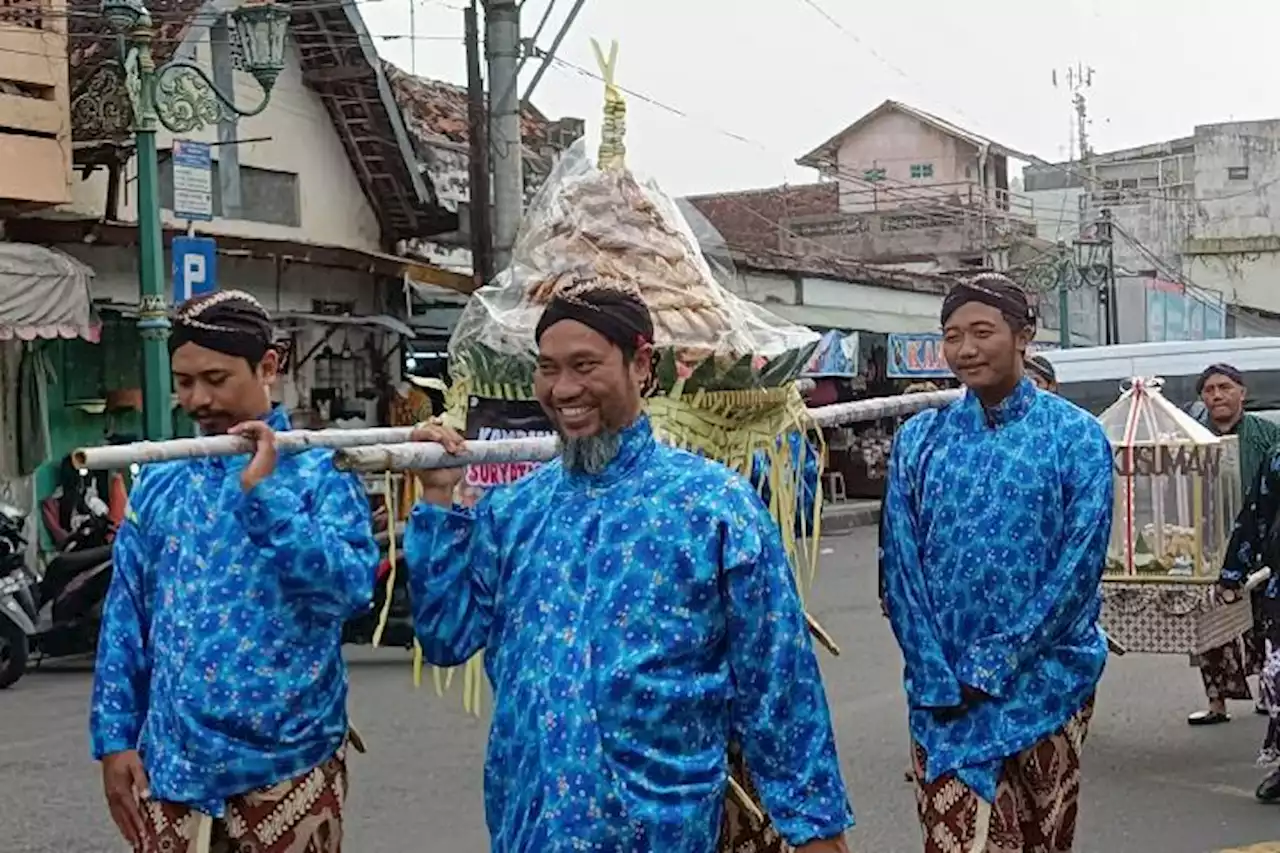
<box><xmin>73</xmin><ymin>427</ymin><xmax>421</xmax><ymax>471</ymax></box>
<box><xmin>331</xmin><ymin>391</ymin><xmax>964</xmax><ymax>473</ymax></box>
<box><xmin>71</xmin><ymin>390</ymin><xmax>962</xmax><ymax>471</ymax></box>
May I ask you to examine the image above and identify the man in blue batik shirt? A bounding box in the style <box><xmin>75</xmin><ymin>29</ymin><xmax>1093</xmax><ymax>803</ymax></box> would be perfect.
<box><xmin>89</xmin><ymin>291</ymin><xmax>378</xmax><ymax>852</ymax></box>
<box><xmin>881</xmin><ymin>273</ymin><xmax>1113</xmax><ymax>853</ymax></box>
<box><xmin>405</xmin><ymin>282</ymin><xmax>854</xmax><ymax>853</ymax></box>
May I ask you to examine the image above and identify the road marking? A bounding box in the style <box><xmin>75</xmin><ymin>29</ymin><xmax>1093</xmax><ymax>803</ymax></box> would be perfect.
<box><xmin>1134</xmin><ymin>771</ymin><xmax>1257</xmax><ymax>801</ymax></box>
<box><xmin>1214</xmin><ymin>844</ymin><xmax>1280</xmax><ymax>852</ymax></box>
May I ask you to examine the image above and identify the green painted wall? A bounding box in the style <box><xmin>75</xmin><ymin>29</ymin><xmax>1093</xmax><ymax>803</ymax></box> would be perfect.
<box><xmin>35</xmin><ymin>315</ymin><xmax>194</xmax><ymax>548</ymax></box>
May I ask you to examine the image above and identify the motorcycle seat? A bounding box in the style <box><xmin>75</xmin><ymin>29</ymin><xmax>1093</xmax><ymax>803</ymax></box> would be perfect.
<box><xmin>46</xmin><ymin>545</ymin><xmax>112</xmax><ymax>576</ymax></box>
<box><xmin>40</xmin><ymin>545</ymin><xmax>113</xmax><ymax>603</ymax></box>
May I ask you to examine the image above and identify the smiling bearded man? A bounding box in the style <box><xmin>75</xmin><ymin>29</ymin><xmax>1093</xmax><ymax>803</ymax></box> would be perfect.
<box><xmin>403</xmin><ymin>281</ymin><xmax>854</xmax><ymax>853</ymax></box>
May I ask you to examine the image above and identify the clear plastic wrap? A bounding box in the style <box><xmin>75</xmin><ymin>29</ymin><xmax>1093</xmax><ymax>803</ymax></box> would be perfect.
<box><xmin>1098</xmin><ymin>377</ymin><xmax>1241</xmax><ymax>581</ymax></box>
<box><xmin>447</xmin><ymin>137</ymin><xmax>820</xmax><ymax>395</ymax></box>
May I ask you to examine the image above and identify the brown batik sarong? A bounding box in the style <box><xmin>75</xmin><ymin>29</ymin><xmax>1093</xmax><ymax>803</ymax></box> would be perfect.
<box><xmin>133</xmin><ymin>746</ymin><xmax>347</xmax><ymax>853</ymax></box>
<box><xmin>718</xmin><ymin>742</ymin><xmax>792</xmax><ymax>853</ymax></box>
<box><xmin>1196</xmin><ymin>629</ymin><xmax>1263</xmax><ymax>703</ymax></box>
<box><xmin>910</xmin><ymin>697</ymin><xmax>1094</xmax><ymax>853</ymax></box>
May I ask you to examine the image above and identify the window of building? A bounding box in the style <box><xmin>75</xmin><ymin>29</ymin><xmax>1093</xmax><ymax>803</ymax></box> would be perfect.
<box><xmin>863</xmin><ymin>168</ymin><xmax>886</xmax><ymax>182</ymax></box>
<box><xmin>158</xmin><ymin>155</ymin><xmax>302</xmax><ymax>227</ymax></box>
<box><xmin>910</xmin><ymin>163</ymin><xmax>934</xmax><ymax>180</ymax></box>
<box><xmin>1228</xmin><ymin>166</ymin><xmax>1250</xmax><ymax>180</ymax></box>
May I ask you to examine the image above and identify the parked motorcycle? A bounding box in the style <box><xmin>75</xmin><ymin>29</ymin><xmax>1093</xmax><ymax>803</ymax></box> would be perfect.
<box><xmin>0</xmin><ymin>505</ymin><xmax>115</xmax><ymax>689</ymax></box>
<box><xmin>0</xmin><ymin>504</ymin><xmax>36</xmax><ymax>688</ymax></box>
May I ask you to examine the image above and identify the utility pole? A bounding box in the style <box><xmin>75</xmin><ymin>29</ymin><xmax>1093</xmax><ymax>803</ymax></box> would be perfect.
<box><xmin>485</xmin><ymin>0</ymin><xmax>522</xmax><ymax>272</ymax></box>
<box><xmin>1052</xmin><ymin>63</ymin><xmax>1094</xmax><ymax>164</ymax></box>
<box><xmin>1100</xmin><ymin>208</ymin><xmax>1119</xmax><ymax>344</ymax></box>
<box><xmin>1051</xmin><ymin>62</ymin><xmax>1095</xmax><ymax>347</ymax></box>
<box><xmin>1056</xmin><ymin>243</ymin><xmax>1072</xmax><ymax>348</ymax></box>
<box><xmin>210</xmin><ymin>14</ymin><xmax>242</xmax><ymax>220</ymax></box>
<box><xmin>465</xmin><ymin>0</ymin><xmax>493</xmax><ymax>286</ymax></box>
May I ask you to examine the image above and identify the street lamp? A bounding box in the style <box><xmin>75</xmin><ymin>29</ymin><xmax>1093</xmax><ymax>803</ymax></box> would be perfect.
<box><xmin>102</xmin><ymin>0</ymin><xmax>291</xmax><ymax>440</ymax></box>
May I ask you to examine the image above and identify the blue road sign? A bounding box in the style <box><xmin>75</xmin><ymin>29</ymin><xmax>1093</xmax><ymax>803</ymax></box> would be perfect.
<box><xmin>172</xmin><ymin>139</ymin><xmax>213</xmax><ymax>221</ymax></box>
<box><xmin>172</xmin><ymin>236</ymin><xmax>218</xmax><ymax>303</ymax></box>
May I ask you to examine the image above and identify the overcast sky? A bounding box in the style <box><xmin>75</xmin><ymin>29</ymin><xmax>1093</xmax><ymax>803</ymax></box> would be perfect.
<box><xmin>362</xmin><ymin>0</ymin><xmax>1280</xmax><ymax>198</ymax></box>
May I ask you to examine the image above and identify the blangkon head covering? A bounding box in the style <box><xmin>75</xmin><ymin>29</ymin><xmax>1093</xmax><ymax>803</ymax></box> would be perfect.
<box><xmin>940</xmin><ymin>272</ymin><xmax>1036</xmax><ymax>331</ymax></box>
<box><xmin>1025</xmin><ymin>353</ymin><xmax>1057</xmax><ymax>385</ymax></box>
<box><xmin>1196</xmin><ymin>362</ymin><xmax>1244</xmax><ymax>394</ymax></box>
<box><xmin>169</xmin><ymin>290</ymin><xmax>274</xmax><ymax>364</ymax></box>
<box><xmin>534</xmin><ymin>278</ymin><xmax>655</xmax><ymax>358</ymax></box>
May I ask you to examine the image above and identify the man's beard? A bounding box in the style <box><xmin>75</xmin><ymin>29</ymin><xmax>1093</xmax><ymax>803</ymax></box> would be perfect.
<box><xmin>560</xmin><ymin>429</ymin><xmax>622</xmax><ymax>475</ymax></box>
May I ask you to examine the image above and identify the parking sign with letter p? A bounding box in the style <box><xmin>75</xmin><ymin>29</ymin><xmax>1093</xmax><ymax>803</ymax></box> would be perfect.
<box><xmin>172</xmin><ymin>236</ymin><xmax>218</xmax><ymax>303</ymax></box>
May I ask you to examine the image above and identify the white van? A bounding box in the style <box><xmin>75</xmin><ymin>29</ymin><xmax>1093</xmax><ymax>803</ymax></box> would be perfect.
<box><xmin>1043</xmin><ymin>338</ymin><xmax>1280</xmax><ymax>418</ymax></box>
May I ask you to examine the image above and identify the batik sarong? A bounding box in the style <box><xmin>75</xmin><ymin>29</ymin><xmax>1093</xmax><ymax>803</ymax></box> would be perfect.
<box><xmin>910</xmin><ymin>698</ymin><xmax>1094</xmax><ymax>853</ymax></box>
<box><xmin>133</xmin><ymin>745</ymin><xmax>347</xmax><ymax>853</ymax></box>
<box><xmin>1194</xmin><ymin>592</ymin><xmax>1264</xmax><ymax>703</ymax></box>
<box><xmin>1253</xmin><ymin>601</ymin><xmax>1280</xmax><ymax>766</ymax></box>
<box><xmin>719</xmin><ymin>743</ymin><xmax>791</xmax><ymax>853</ymax></box>
<box><xmin>1197</xmin><ymin>633</ymin><xmax>1261</xmax><ymax>702</ymax></box>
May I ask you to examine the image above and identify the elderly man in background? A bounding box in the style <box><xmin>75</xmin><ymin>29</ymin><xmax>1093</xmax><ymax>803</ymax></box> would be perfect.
<box><xmin>1188</xmin><ymin>363</ymin><xmax>1280</xmax><ymax>726</ymax></box>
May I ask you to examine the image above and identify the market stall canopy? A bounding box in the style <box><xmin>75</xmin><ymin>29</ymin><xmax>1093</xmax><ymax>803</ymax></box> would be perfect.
<box><xmin>0</xmin><ymin>244</ymin><xmax>99</xmax><ymax>342</ymax></box>
<box><xmin>274</xmin><ymin>311</ymin><xmax>415</xmax><ymax>338</ymax></box>
<box><xmin>802</xmin><ymin>330</ymin><xmax>857</xmax><ymax>378</ymax></box>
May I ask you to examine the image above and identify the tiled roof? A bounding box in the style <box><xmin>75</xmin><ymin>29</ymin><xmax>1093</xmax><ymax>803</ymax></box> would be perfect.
<box><xmin>684</xmin><ymin>182</ymin><xmax>947</xmax><ymax>293</ymax></box>
<box><xmin>383</xmin><ymin>61</ymin><xmax>550</xmax><ymax>155</ymax></box>
<box><xmin>65</xmin><ymin>0</ymin><xmax>454</xmax><ymax>242</ymax></box>
<box><xmin>685</xmin><ymin>183</ymin><xmax>839</xmax><ymax>256</ymax></box>
<box><xmin>68</xmin><ymin>0</ymin><xmax>206</xmax><ymax>143</ymax></box>
<box><xmin>68</xmin><ymin>0</ymin><xmax>204</xmax><ymax>92</ymax></box>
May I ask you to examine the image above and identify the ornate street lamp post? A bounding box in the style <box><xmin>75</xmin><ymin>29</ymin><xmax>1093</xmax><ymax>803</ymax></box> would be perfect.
<box><xmin>101</xmin><ymin>0</ymin><xmax>291</xmax><ymax>440</ymax></box>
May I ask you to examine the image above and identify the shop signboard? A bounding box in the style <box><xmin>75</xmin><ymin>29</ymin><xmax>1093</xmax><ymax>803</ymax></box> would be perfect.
<box><xmin>887</xmin><ymin>333</ymin><xmax>948</xmax><ymax>379</ymax></box>
<box><xmin>1145</xmin><ymin>278</ymin><xmax>1226</xmax><ymax>342</ymax></box>
<box><xmin>887</xmin><ymin>333</ymin><xmax>1056</xmax><ymax>379</ymax></box>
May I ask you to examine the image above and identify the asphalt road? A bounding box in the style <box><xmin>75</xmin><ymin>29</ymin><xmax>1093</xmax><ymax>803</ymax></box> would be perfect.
<box><xmin>5</xmin><ymin>527</ymin><xmax>1280</xmax><ymax>853</ymax></box>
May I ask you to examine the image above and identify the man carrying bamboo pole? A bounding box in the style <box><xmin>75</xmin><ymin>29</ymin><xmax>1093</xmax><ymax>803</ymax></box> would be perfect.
<box><xmin>881</xmin><ymin>274</ymin><xmax>1113</xmax><ymax>853</ymax></box>
<box><xmin>89</xmin><ymin>291</ymin><xmax>378</xmax><ymax>853</ymax></box>
<box><xmin>403</xmin><ymin>283</ymin><xmax>854</xmax><ymax>853</ymax></box>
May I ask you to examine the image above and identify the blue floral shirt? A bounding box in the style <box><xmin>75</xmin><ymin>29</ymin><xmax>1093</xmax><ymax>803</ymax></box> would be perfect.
<box><xmin>88</xmin><ymin>407</ymin><xmax>378</xmax><ymax>817</ymax></box>
<box><xmin>405</xmin><ymin>415</ymin><xmax>853</xmax><ymax>852</ymax></box>
<box><xmin>880</xmin><ymin>378</ymin><xmax>1112</xmax><ymax>801</ymax></box>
